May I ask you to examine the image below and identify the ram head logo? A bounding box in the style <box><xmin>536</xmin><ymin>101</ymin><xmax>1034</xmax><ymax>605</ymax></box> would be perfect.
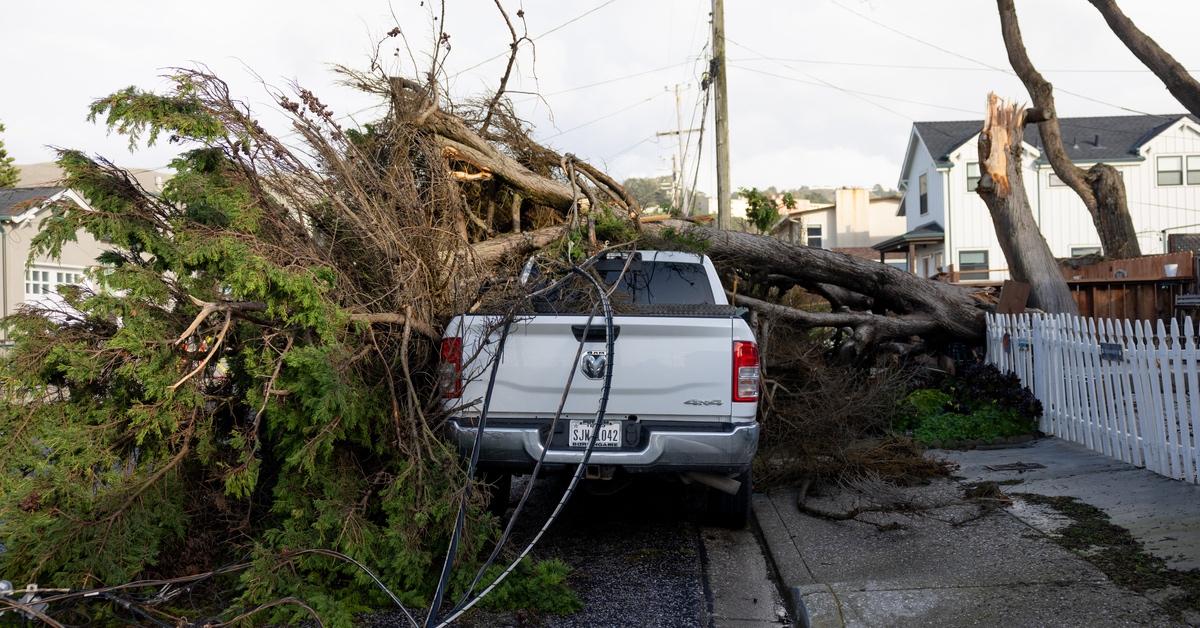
<box><xmin>581</xmin><ymin>350</ymin><xmax>608</xmax><ymax>380</ymax></box>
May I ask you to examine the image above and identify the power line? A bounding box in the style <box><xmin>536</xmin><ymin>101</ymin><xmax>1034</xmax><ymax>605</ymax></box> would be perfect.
<box><xmin>603</xmin><ymin>136</ymin><xmax>656</xmax><ymax>161</ymax></box>
<box><xmin>730</xmin><ymin>56</ymin><xmax>1193</xmax><ymax>74</ymax></box>
<box><xmin>827</xmin><ymin>0</ymin><xmax>1166</xmax><ymax>119</ymax></box>
<box><xmin>541</xmin><ymin>91</ymin><xmax>667</xmax><ymax>140</ymax></box>
<box><xmin>515</xmin><ymin>60</ymin><xmax>694</xmax><ymax>102</ymax></box>
<box><xmin>732</xmin><ymin>63</ymin><xmax>980</xmax><ymax>116</ymax></box>
<box><xmin>725</xmin><ymin>38</ymin><xmax>915</xmax><ymax>121</ymax></box>
<box><xmin>451</xmin><ymin>0</ymin><xmax>622</xmax><ymax>78</ymax></box>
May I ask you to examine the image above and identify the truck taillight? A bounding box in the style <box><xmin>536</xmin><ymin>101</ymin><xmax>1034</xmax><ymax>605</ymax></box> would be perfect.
<box><xmin>440</xmin><ymin>337</ymin><xmax>463</xmax><ymax>398</ymax></box>
<box><xmin>732</xmin><ymin>341</ymin><xmax>760</xmax><ymax>403</ymax></box>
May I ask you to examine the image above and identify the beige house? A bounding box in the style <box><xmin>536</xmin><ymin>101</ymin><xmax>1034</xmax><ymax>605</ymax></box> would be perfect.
<box><xmin>770</xmin><ymin>187</ymin><xmax>907</xmax><ymax>266</ymax></box>
<box><xmin>0</xmin><ymin>187</ymin><xmax>110</xmax><ymax>341</ymax></box>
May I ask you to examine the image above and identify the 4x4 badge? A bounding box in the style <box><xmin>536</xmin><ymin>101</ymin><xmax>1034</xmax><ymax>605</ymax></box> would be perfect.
<box><xmin>581</xmin><ymin>350</ymin><xmax>607</xmax><ymax>380</ymax></box>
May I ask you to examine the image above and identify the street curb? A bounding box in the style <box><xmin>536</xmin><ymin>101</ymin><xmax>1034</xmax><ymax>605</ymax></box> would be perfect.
<box><xmin>752</xmin><ymin>493</ymin><xmax>834</xmax><ymax>628</ymax></box>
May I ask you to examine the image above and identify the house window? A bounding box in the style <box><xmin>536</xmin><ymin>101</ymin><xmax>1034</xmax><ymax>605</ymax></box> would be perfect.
<box><xmin>806</xmin><ymin>225</ymin><xmax>823</xmax><ymax>249</ymax></box>
<box><xmin>1158</xmin><ymin>156</ymin><xmax>1184</xmax><ymax>186</ymax></box>
<box><xmin>919</xmin><ymin>174</ymin><xmax>928</xmax><ymax>215</ymax></box>
<box><xmin>25</xmin><ymin>267</ymin><xmax>84</xmax><ymax>299</ymax></box>
<box><xmin>1071</xmin><ymin>246</ymin><xmax>1102</xmax><ymax>257</ymax></box>
<box><xmin>1189</xmin><ymin>156</ymin><xmax>1200</xmax><ymax>185</ymax></box>
<box><xmin>966</xmin><ymin>163</ymin><xmax>981</xmax><ymax>192</ymax></box>
<box><xmin>958</xmin><ymin>250</ymin><xmax>989</xmax><ymax>281</ymax></box>
<box><xmin>1049</xmin><ymin>173</ymin><xmax>1066</xmax><ymax>187</ymax></box>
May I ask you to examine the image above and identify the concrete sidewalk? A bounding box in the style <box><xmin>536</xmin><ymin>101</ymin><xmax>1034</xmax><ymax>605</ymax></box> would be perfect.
<box><xmin>753</xmin><ymin>443</ymin><xmax>1189</xmax><ymax>626</ymax></box>
<box><xmin>942</xmin><ymin>438</ymin><xmax>1200</xmax><ymax>571</ymax></box>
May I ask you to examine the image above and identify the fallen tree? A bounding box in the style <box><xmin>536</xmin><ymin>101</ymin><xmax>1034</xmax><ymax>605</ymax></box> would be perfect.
<box><xmin>0</xmin><ymin>22</ymin><xmax>999</xmax><ymax>628</ymax></box>
<box><xmin>646</xmin><ymin>220</ymin><xmax>989</xmax><ymax>352</ymax></box>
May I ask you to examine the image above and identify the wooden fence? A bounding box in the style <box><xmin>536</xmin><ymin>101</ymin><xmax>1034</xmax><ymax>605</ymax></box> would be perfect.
<box><xmin>986</xmin><ymin>312</ymin><xmax>1200</xmax><ymax>485</ymax></box>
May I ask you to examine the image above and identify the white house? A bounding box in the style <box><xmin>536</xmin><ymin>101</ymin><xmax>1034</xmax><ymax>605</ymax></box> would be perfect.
<box><xmin>879</xmin><ymin>114</ymin><xmax>1200</xmax><ymax>282</ymax></box>
<box><xmin>0</xmin><ymin>187</ymin><xmax>110</xmax><ymax>342</ymax></box>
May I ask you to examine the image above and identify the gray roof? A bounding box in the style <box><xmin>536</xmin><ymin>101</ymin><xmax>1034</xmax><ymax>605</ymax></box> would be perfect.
<box><xmin>914</xmin><ymin>114</ymin><xmax>1199</xmax><ymax>166</ymax></box>
<box><xmin>872</xmin><ymin>221</ymin><xmax>944</xmax><ymax>252</ymax></box>
<box><xmin>0</xmin><ymin>186</ymin><xmax>64</xmax><ymax>218</ymax></box>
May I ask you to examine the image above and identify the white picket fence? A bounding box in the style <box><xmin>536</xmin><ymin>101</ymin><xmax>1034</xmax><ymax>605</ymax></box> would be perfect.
<box><xmin>986</xmin><ymin>312</ymin><xmax>1200</xmax><ymax>485</ymax></box>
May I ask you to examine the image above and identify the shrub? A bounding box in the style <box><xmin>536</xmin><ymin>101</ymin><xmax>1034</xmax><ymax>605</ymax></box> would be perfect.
<box><xmin>897</xmin><ymin>362</ymin><xmax>1041</xmax><ymax>446</ymax></box>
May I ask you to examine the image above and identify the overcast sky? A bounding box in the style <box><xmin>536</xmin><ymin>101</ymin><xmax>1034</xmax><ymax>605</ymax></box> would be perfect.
<box><xmin>3</xmin><ymin>1</ymin><xmax>1199</xmax><ymax>195</ymax></box>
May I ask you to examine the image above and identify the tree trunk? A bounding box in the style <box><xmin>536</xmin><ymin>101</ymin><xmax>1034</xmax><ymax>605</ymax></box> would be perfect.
<box><xmin>651</xmin><ymin>220</ymin><xmax>989</xmax><ymax>341</ymax></box>
<box><xmin>996</xmin><ymin>0</ymin><xmax>1140</xmax><ymax>259</ymax></box>
<box><xmin>976</xmin><ymin>94</ymin><xmax>1078</xmax><ymax>314</ymax></box>
<box><xmin>1088</xmin><ymin>0</ymin><xmax>1200</xmax><ymax>120</ymax></box>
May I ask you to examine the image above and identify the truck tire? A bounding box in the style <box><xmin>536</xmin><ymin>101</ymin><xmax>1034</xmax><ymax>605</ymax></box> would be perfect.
<box><xmin>481</xmin><ymin>471</ymin><xmax>511</xmax><ymax>520</ymax></box>
<box><xmin>709</xmin><ymin>469</ymin><xmax>752</xmax><ymax>529</ymax></box>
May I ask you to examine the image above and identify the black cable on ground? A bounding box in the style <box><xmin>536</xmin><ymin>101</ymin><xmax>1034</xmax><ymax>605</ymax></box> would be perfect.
<box><xmin>451</xmin><ymin>304</ymin><xmax>599</xmax><ymax>609</ymax></box>
<box><xmin>424</xmin><ymin>308</ymin><xmax>517</xmax><ymax>628</ymax></box>
<box><xmin>434</xmin><ymin>266</ymin><xmax>615</xmax><ymax>627</ymax></box>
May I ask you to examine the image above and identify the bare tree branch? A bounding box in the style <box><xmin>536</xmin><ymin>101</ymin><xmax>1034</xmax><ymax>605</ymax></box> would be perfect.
<box><xmin>995</xmin><ymin>0</ymin><xmax>1140</xmax><ymax>258</ymax></box>
<box><xmin>1088</xmin><ymin>0</ymin><xmax>1200</xmax><ymax>120</ymax></box>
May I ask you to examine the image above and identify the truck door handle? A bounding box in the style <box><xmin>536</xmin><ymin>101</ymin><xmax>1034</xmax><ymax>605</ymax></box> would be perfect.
<box><xmin>571</xmin><ymin>325</ymin><xmax>620</xmax><ymax>342</ymax></box>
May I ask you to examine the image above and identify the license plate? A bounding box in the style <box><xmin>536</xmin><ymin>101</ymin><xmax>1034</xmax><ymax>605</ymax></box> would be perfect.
<box><xmin>568</xmin><ymin>420</ymin><xmax>622</xmax><ymax>448</ymax></box>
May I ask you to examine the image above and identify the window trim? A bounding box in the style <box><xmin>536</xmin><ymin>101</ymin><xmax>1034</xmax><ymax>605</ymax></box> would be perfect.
<box><xmin>918</xmin><ymin>173</ymin><xmax>929</xmax><ymax>215</ymax></box>
<box><xmin>957</xmin><ymin>249</ymin><xmax>990</xmax><ymax>282</ymax></box>
<box><xmin>1188</xmin><ymin>156</ymin><xmax>1200</xmax><ymax>186</ymax></box>
<box><xmin>1070</xmin><ymin>245</ymin><xmax>1102</xmax><ymax>257</ymax></box>
<box><xmin>1048</xmin><ymin>172</ymin><xmax>1067</xmax><ymax>187</ymax></box>
<box><xmin>966</xmin><ymin>162</ymin><xmax>981</xmax><ymax>192</ymax></box>
<box><xmin>1158</xmin><ymin>155</ymin><xmax>1184</xmax><ymax>186</ymax></box>
<box><xmin>806</xmin><ymin>224</ymin><xmax>823</xmax><ymax>249</ymax></box>
<box><xmin>24</xmin><ymin>264</ymin><xmax>85</xmax><ymax>300</ymax></box>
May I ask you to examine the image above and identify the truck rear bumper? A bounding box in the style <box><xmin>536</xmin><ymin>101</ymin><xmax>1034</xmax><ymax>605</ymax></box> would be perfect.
<box><xmin>447</xmin><ymin>419</ymin><xmax>759</xmax><ymax>473</ymax></box>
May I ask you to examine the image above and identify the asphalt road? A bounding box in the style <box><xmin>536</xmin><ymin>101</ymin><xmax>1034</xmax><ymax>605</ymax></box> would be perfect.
<box><xmin>369</xmin><ymin>474</ymin><xmax>786</xmax><ymax>627</ymax></box>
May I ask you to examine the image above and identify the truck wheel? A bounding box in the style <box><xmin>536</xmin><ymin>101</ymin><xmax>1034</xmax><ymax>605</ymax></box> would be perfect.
<box><xmin>481</xmin><ymin>471</ymin><xmax>511</xmax><ymax>520</ymax></box>
<box><xmin>709</xmin><ymin>469</ymin><xmax>752</xmax><ymax>529</ymax></box>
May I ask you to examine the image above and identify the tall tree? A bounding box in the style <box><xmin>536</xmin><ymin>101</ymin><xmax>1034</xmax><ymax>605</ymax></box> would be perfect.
<box><xmin>976</xmin><ymin>94</ymin><xmax>1078</xmax><ymax>314</ymax></box>
<box><xmin>0</xmin><ymin>122</ymin><xmax>19</xmax><ymax>188</ymax></box>
<box><xmin>1088</xmin><ymin>0</ymin><xmax>1200</xmax><ymax>120</ymax></box>
<box><xmin>995</xmin><ymin>0</ymin><xmax>1141</xmax><ymax>259</ymax></box>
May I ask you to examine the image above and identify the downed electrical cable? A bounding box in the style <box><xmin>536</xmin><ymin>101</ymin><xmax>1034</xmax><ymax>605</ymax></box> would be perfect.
<box><xmin>425</xmin><ymin>262</ymin><xmax>617</xmax><ymax>626</ymax></box>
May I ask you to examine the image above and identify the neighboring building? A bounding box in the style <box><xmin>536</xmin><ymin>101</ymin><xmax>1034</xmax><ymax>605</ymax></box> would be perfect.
<box><xmin>17</xmin><ymin>162</ymin><xmax>169</xmax><ymax>194</ymax></box>
<box><xmin>879</xmin><ymin>114</ymin><xmax>1200</xmax><ymax>282</ymax></box>
<box><xmin>771</xmin><ymin>187</ymin><xmax>907</xmax><ymax>267</ymax></box>
<box><xmin>0</xmin><ymin>187</ymin><xmax>108</xmax><ymax>342</ymax></box>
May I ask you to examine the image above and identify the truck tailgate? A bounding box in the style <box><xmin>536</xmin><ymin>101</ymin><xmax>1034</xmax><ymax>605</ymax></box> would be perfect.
<box><xmin>457</xmin><ymin>314</ymin><xmax>734</xmax><ymax>421</ymax></box>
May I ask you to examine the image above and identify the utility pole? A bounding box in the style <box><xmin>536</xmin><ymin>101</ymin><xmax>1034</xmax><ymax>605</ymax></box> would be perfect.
<box><xmin>656</xmin><ymin>83</ymin><xmax>699</xmax><ymax>215</ymax></box>
<box><xmin>712</xmin><ymin>0</ymin><xmax>732</xmax><ymax>230</ymax></box>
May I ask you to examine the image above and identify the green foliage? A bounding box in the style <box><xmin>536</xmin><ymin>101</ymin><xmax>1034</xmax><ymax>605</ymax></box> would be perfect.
<box><xmin>88</xmin><ymin>78</ymin><xmax>227</xmax><ymax>149</ymax></box>
<box><xmin>594</xmin><ymin>208</ymin><xmax>637</xmax><ymax>244</ymax></box>
<box><xmin>0</xmin><ymin>121</ymin><xmax>18</xmax><ymax>188</ymax></box>
<box><xmin>0</xmin><ymin>72</ymin><xmax>576</xmax><ymax>626</ymax></box>
<box><xmin>469</xmin><ymin>559</ymin><xmax>581</xmax><ymax>614</ymax></box>
<box><xmin>897</xmin><ymin>363</ymin><xmax>1040</xmax><ymax>446</ymax></box>
<box><xmin>737</xmin><ymin>187</ymin><xmax>781</xmax><ymax>233</ymax></box>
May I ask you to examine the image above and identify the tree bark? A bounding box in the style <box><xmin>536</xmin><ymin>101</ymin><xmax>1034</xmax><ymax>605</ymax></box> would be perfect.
<box><xmin>651</xmin><ymin>220</ymin><xmax>989</xmax><ymax>341</ymax></box>
<box><xmin>1088</xmin><ymin>0</ymin><xmax>1200</xmax><ymax>120</ymax></box>
<box><xmin>996</xmin><ymin>0</ymin><xmax>1140</xmax><ymax>259</ymax></box>
<box><xmin>976</xmin><ymin>94</ymin><xmax>1078</xmax><ymax>314</ymax></box>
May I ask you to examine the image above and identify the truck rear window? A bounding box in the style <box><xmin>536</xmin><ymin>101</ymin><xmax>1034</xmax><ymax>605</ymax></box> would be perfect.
<box><xmin>597</xmin><ymin>260</ymin><xmax>715</xmax><ymax>305</ymax></box>
<box><xmin>527</xmin><ymin>255</ymin><xmax>716</xmax><ymax>313</ymax></box>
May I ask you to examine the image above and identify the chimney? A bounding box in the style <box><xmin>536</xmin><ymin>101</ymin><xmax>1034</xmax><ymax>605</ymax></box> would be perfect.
<box><xmin>1093</xmin><ymin>133</ymin><xmax>1101</xmax><ymax>147</ymax></box>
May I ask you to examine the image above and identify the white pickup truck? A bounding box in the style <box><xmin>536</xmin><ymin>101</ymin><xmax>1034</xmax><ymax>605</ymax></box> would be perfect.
<box><xmin>441</xmin><ymin>250</ymin><xmax>760</xmax><ymax>526</ymax></box>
